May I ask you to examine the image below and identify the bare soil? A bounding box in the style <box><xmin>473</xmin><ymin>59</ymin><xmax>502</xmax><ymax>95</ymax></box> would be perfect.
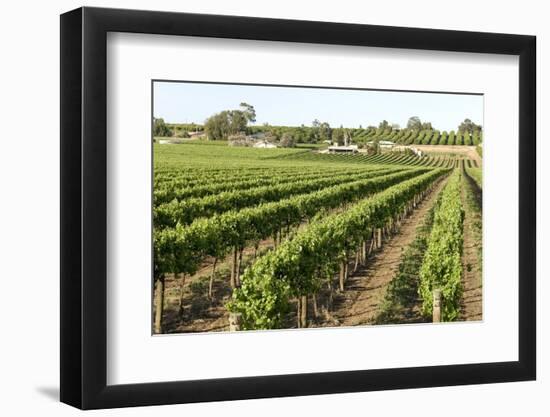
<box><xmin>414</xmin><ymin>145</ymin><xmax>481</xmax><ymax>165</ymax></box>
<box><xmin>459</xmin><ymin>172</ymin><xmax>483</xmax><ymax>321</ymax></box>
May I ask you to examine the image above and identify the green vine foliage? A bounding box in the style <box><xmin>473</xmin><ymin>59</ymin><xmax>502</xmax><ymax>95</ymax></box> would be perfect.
<box><xmin>153</xmin><ymin>223</ymin><xmax>203</xmax><ymax>279</ymax></box>
<box><xmin>153</xmin><ymin>167</ymin><xmax>405</xmax><ymax>227</ymax></box>
<box><xmin>229</xmin><ymin>169</ymin><xmax>446</xmax><ymax>330</ymax></box>
<box><xmin>155</xmin><ymin>168</ymin><xmax>427</xmax><ymax>274</ymax></box>
<box><xmin>153</xmin><ymin>166</ymin><xmax>386</xmax><ymax>206</ymax></box>
<box><xmin>419</xmin><ymin>169</ymin><xmax>465</xmax><ymax>321</ymax></box>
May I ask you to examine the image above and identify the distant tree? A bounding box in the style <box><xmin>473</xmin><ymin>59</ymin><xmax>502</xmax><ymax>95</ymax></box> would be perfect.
<box><xmin>204</xmin><ymin>103</ymin><xmax>256</xmax><ymax>140</ymax></box>
<box><xmin>174</xmin><ymin>129</ymin><xmax>189</xmax><ymax>139</ymax></box>
<box><xmin>458</xmin><ymin>118</ymin><xmax>482</xmax><ymax>134</ymax></box>
<box><xmin>320</xmin><ymin>122</ymin><xmax>332</xmax><ymax>142</ymax></box>
<box><xmin>421</xmin><ymin>122</ymin><xmax>433</xmax><ymax>130</ymax></box>
<box><xmin>279</xmin><ymin>132</ymin><xmax>296</xmax><ymax>148</ymax></box>
<box><xmin>378</xmin><ymin>120</ymin><xmax>390</xmax><ymax>130</ymax></box>
<box><xmin>366</xmin><ymin>137</ymin><xmax>380</xmax><ymax>155</ymax></box>
<box><xmin>204</xmin><ymin>111</ymin><xmax>232</xmax><ymax>140</ymax></box>
<box><xmin>239</xmin><ymin>102</ymin><xmax>256</xmax><ymax>123</ymax></box>
<box><xmin>311</xmin><ymin>119</ymin><xmax>332</xmax><ymax>143</ymax></box>
<box><xmin>153</xmin><ymin>117</ymin><xmax>172</xmax><ymax>137</ymax></box>
<box><xmin>407</xmin><ymin>116</ymin><xmax>422</xmax><ymax>130</ymax></box>
<box><xmin>332</xmin><ymin>127</ymin><xmax>345</xmax><ymax>146</ymax></box>
<box><xmin>343</xmin><ymin>129</ymin><xmax>352</xmax><ymax>146</ymax></box>
<box><xmin>293</xmin><ymin>125</ymin><xmax>311</xmax><ymax>143</ymax></box>
<box><xmin>448</xmin><ymin>130</ymin><xmax>456</xmax><ymax>145</ymax></box>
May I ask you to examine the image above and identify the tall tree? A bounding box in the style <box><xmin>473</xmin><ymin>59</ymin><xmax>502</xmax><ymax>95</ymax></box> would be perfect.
<box><xmin>311</xmin><ymin>119</ymin><xmax>331</xmax><ymax>143</ymax></box>
<box><xmin>204</xmin><ymin>104</ymin><xmax>256</xmax><ymax>140</ymax></box>
<box><xmin>153</xmin><ymin>117</ymin><xmax>172</xmax><ymax>137</ymax></box>
<box><xmin>407</xmin><ymin>116</ymin><xmax>422</xmax><ymax>130</ymax></box>
<box><xmin>239</xmin><ymin>102</ymin><xmax>256</xmax><ymax>123</ymax></box>
<box><xmin>458</xmin><ymin>118</ymin><xmax>482</xmax><ymax>134</ymax></box>
<box><xmin>279</xmin><ymin>132</ymin><xmax>296</xmax><ymax>148</ymax></box>
<box><xmin>332</xmin><ymin>126</ymin><xmax>345</xmax><ymax>146</ymax></box>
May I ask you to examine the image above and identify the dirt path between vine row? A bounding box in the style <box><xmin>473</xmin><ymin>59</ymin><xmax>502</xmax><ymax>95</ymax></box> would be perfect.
<box><xmin>459</xmin><ymin>173</ymin><xmax>483</xmax><ymax>321</ymax></box>
<box><xmin>330</xmin><ymin>176</ymin><xmax>450</xmax><ymax>326</ymax></box>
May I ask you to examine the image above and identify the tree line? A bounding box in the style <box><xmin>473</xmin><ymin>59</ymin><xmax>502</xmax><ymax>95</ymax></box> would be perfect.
<box><xmin>154</xmin><ymin>104</ymin><xmax>483</xmax><ymax>146</ymax></box>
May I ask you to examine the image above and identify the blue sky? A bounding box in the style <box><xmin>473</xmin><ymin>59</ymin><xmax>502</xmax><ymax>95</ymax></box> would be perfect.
<box><xmin>153</xmin><ymin>81</ymin><xmax>483</xmax><ymax>132</ymax></box>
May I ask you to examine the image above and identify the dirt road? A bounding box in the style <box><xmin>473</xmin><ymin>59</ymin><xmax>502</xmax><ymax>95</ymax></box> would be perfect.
<box><xmin>459</xmin><ymin>172</ymin><xmax>483</xmax><ymax>321</ymax></box>
<box><xmin>414</xmin><ymin>145</ymin><xmax>481</xmax><ymax>165</ymax></box>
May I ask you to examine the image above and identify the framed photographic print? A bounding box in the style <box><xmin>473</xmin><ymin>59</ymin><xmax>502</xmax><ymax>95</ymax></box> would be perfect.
<box><xmin>60</xmin><ymin>6</ymin><xmax>536</xmax><ymax>410</ymax></box>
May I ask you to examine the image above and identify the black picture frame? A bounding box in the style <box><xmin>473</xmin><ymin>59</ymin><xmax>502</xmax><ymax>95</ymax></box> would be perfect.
<box><xmin>60</xmin><ymin>6</ymin><xmax>536</xmax><ymax>410</ymax></box>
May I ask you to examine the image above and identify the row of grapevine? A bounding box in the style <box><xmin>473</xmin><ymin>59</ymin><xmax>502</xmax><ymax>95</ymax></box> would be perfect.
<box><xmin>418</xmin><ymin>170</ymin><xmax>464</xmax><ymax>321</ymax></box>
<box><xmin>154</xmin><ymin>166</ymin><xmax>343</xmax><ymax>190</ymax></box>
<box><xmin>154</xmin><ymin>164</ymin><xmax>359</xmax><ymax>187</ymax></box>
<box><xmin>152</xmin><ymin>168</ymin><xmax>434</xmax><ymax>332</ymax></box>
<box><xmin>154</xmin><ymin>166</ymin><xmax>387</xmax><ymax>205</ymax></box>
<box><xmin>465</xmin><ymin>167</ymin><xmax>482</xmax><ymax>189</ymax></box>
<box><xmin>154</xmin><ymin>168</ymin><xmax>429</xmax><ymax>277</ymax></box>
<box><xmin>154</xmin><ymin>167</ymin><xmax>407</xmax><ymax>226</ymax></box>
<box><xmin>228</xmin><ymin>169</ymin><xmax>446</xmax><ymax>329</ymax></box>
<box><xmin>276</xmin><ymin>150</ymin><xmax>476</xmax><ymax>169</ymax></box>
<box><xmin>352</xmin><ymin>128</ymin><xmax>483</xmax><ymax>146</ymax></box>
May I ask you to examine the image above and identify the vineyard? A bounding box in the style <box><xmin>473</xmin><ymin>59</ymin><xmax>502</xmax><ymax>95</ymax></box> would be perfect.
<box><xmin>153</xmin><ymin>141</ymin><xmax>483</xmax><ymax>333</ymax></box>
<box><xmin>343</xmin><ymin>126</ymin><xmax>483</xmax><ymax>146</ymax></box>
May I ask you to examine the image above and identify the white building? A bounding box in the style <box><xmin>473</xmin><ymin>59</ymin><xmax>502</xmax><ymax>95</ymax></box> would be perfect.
<box><xmin>366</xmin><ymin>140</ymin><xmax>395</xmax><ymax>150</ymax></box>
<box><xmin>253</xmin><ymin>140</ymin><xmax>277</xmax><ymax>149</ymax></box>
<box><xmin>328</xmin><ymin>145</ymin><xmax>359</xmax><ymax>154</ymax></box>
<box><xmin>158</xmin><ymin>139</ymin><xmax>184</xmax><ymax>145</ymax></box>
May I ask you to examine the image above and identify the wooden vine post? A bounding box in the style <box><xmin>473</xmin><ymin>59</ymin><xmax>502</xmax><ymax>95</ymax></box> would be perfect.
<box><xmin>433</xmin><ymin>289</ymin><xmax>442</xmax><ymax>323</ymax></box>
<box><xmin>153</xmin><ymin>275</ymin><xmax>165</xmax><ymax>334</ymax></box>
<box><xmin>236</xmin><ymin>248</ymin><xmax>243</xmax><ymax>287</ymax></box>
<box><xmin>312</xmin><ymin>293</ymin><xmax>319</xmax><ymax>318</ymax></box>
<box><xmin>178</xmin><ymin>273</ymin><xmax>186</xmax><ymax>318</ymax></box>
<box><xmin>230</xmin><ymin>247</ymin><xmax>238</xmax><ymax>289</ymax></box>
<box><xmin>208</xmin><ymin>258</ymin><xmax>217</xmax><ymax>299</ymax></box>
<box><xmin>300</xmin><ymin>295</ymin><xmax>308</xmax><ymax>328</ymax></box>
<box><xmin>229</xmin><ymin>312</ymin><xmax>242</xmax><ymax>331</ymax></box>
<box><xmin>339</xmin><ymin>261</ymin><xmax>346</xmax><ymax>291</ymax></box>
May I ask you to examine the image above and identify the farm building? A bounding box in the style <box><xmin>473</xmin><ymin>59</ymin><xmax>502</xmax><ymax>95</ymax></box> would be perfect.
<box><xmin>253</xmin><ymin>140</ymin><xmax>277</xmax><ymax>149</ymax></box>
<box><xmin>328</xmin><ymin>145</ymin><xmax>359</xmax><ymax>154</ymax></box>
<box><xmin>366</xmin><ymin>140</ymin><xmax>395</xmax><ymax>150</ymax></box>
<box><xmin>393</xmin><ymin>145</ymin><xmax>423</xmax><ymax>157</ymax></box>
<box><xmin>158</xmin><ymin>139</ymin><xmax>185</xmax><ymax>145</ymax></box>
